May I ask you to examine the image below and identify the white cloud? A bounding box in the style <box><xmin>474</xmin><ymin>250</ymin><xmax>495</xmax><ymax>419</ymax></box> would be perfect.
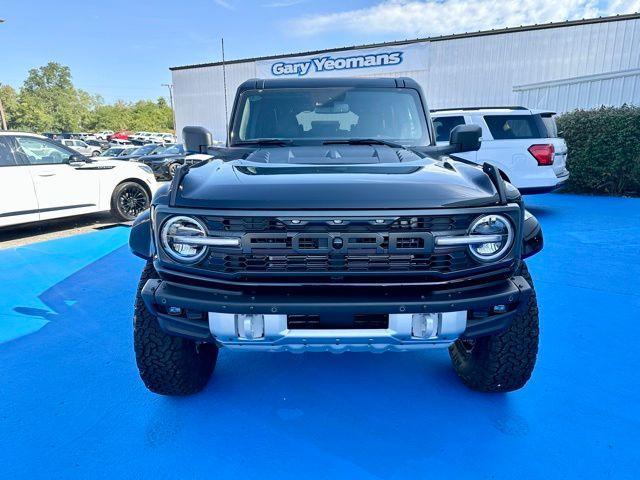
<box><xmin>214</xmin><ymin>0</ymin><xmax>234</xmax><ymax>10</ymax></box>
<box><xmin>287</xmin><ymin>0</ymin><xmax>640</xmax><ymax>37</ymax></box>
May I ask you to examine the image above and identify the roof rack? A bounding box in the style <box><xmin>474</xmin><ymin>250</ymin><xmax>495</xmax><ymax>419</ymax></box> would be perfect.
<box><xmin>430</xmin><ymin>106</ymin><xmax>528</xmax><ymax>112</ymax></box>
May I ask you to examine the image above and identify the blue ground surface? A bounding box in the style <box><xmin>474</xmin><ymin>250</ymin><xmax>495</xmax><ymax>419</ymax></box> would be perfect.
<box><xmin>1</xmin><ymin>194</ymin><xmax>639</xmax><ymax>479</ymax></box>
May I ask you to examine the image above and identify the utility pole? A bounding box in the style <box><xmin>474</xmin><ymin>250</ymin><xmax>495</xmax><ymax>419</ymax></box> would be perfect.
<box><xmin>0</xmin><ymin>97</ymin><xmax>7</xmax><ymax>131</ymax></box>
<box><xmin>0</xmin><ymin>19</ymin><xmax>5</xmax><ymax>130</ymax></box>
<box><xmin>162</xmin><ymin>83</ymin><xmax>176</xmax><ymax>134</ymax></box>
<box><xmin>0</xmin><ymin>98</ymin><xmax>7</xmax><ymax>131</ymax></box>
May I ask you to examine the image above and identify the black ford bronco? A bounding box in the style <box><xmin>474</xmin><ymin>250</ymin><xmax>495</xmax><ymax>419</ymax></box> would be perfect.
<box><xmin>130</xmin><ymin>77</ymin><xmax>543</xmax><ymax>396</ymax></box>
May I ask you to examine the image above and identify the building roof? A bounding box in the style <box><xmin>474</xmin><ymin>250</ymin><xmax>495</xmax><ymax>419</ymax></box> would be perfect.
<box><xmin>170</xmin><ymin>12</ymin><xmax>640</xmax><ymax>71</ymax></box>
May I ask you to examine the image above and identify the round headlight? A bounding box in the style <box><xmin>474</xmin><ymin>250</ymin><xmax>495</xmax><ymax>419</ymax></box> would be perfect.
<box><xmin>468</xmin><ymin>214</ymin><xmax>514</xmax><ymax>262</ymax></box>
<box><xmin>160</xmin><ymin>216</ymin><xmax>208</xmax><ymax>263</ymax></box>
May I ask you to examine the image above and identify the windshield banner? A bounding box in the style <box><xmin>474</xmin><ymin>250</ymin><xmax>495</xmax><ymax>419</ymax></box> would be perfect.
<box><xmin>255</xmin><ymin>43</ymin><xmax>427</xmax><ymax>78</ymax></box>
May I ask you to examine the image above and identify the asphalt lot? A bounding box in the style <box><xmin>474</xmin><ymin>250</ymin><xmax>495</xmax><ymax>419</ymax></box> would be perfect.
<box><xmin>0</xmin><ymin>213</ymin><xmax>128</xmax><ymax>249</ymax></box>
<box><xmin>0</xmin><ymin>193</ymin><xmax>639</xmax><ymax>479</ymax></box>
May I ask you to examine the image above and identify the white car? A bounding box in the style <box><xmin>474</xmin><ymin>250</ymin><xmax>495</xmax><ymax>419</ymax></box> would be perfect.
<box><xmin>0</xmin><ymin>132</ymin><xmax>159</xmax><ymax>228</ymax></box>
<box><xmin>94</xmin><ymin>130</ymin><xmax>114</xmax><ymax>141</ymax></box>
<box><xmin>59</xmin><ymin>139</ymin><xmax>102</xmax><ymax>157</ymax></box>
<box><xmin>131</xmin><ymin>131</ymin><xmax>152</xmax><ymax>142</ymax></box>
<box><xmin>431</xmin><ymin>107</ymin><xmax>569</xmax><ymax>194</ymax></box>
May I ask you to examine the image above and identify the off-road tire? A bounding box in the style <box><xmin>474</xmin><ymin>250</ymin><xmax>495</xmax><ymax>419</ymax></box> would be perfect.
<box><xmin>133</xmin><ymin>261</ymin><xmax>218</xmax><ymax>395</ymax></box>
<box><xmin>449</xmin><ymin>263</ymin><xmax>539</xmax><ymax>392</ymax></box>
<box><xmin>110</xmin><ymin>181</ymin><xmax>150</xmax><ymax>222</ymax></box>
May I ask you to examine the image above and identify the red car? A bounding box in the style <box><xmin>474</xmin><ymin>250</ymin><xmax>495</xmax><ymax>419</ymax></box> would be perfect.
<box><xmin>107</xmin><ymin>130</ymin><xmax>132</xmax><ymax>141</ymax></box>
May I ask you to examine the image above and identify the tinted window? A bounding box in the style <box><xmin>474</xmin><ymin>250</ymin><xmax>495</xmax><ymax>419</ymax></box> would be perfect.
<box><xmin>432</xmin><ymin>116</ymin><xmax>466</xmax><ymax>142</ymax></box>
<box><xmin>232</xmin><ymin>87</ymin><xmax>428</xmax><ymax>145</ymax></box>
<box><xmin>484</xmin><ymin>115</ymin><xmax>542</xmax><ymax>140</ymax></box>
<box><xmin>540</xmin><ymin>115</ymin><xmax>558</xmax><ymax>138</ymax></box>
<box><xmin>0</xmin><ymin>139</ymin><xmax>17</xmax><ymax>166</ymax></box>
<box><xmin>15</xmin><ymin>137</ymin><xmax>73</xmax><ymax>165</ymax></box>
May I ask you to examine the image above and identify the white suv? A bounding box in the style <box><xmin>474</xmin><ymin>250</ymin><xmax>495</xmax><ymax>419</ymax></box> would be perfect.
<box><xmin>431</xmin><ymin>107</ymin><xmax>569</xmax><ymax>194</ymax></box>
<box><xmin>0</xmin><ymin>132</ymin><xmax>159</xmax><ymax>228</ymax></box>
<box><xmin>94</xmin><ymin>130</ymin><xmax>114</xmax><ymax>140</ymax></box>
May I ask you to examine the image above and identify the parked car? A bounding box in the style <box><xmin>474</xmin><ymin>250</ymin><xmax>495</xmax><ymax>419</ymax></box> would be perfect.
<box><xmin>130</xmin><ymin>77</ymin><xmax>544</xmax><ymax>396</ymax></box>
<box><xmin>129</xmin><ymin>132</ymin><xmax>153</xmax><ymax>145</ymax></box>
<box><xmin>108</xmin><ymin>131</ymin><xmax>132</xmax><ymax>142</ymax></box>
<box><xmin>136</xmin><ymin>143</ymin><xmax>186</xmax><ymax>179</ymax></box>
<box><xmin>0</xmin><ymin>132</ymin><xmax>158</xmax><ymax>227</ymax></box>
<box><xmin>147</xmin><ymin>133</ymin><xmax>176</xmax><ymax>144</ymax></box>
<box><xmin>84</xmin><ymin>138</ymin><xmax>109</xmax><ymax>151</ymax></box>
<box><xmin>95</xmin><ymin>130</ymin><xmax>114</xmax><ymax>140</ymax></box>
<box><xmin>58</xmin><ymin>139</ymin><xmax>102</xmax><ymax>157</ymax></box>
<box><xmin>115</xmin><ymin>143</ymin><xmax>161</xmax><ymax>161</ymax></box>
<box><xmin>97</xmin><ymin>146</ymin><xmax>139</xmax><ymax>160</ymax></box>
<box><xmin>431</xmin><ymin>107</ymin><xmax>569</xmax><ymax>194</ymax></box>
<box><xmin>109</xmin><ymin>138</ymin><xmax>133</xmax><ymax>147</ymax></box>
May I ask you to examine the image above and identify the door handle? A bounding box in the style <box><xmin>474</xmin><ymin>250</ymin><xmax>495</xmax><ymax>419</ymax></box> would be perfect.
<box><xmin>37</xmin><ymin>172</ymin><xmax>57</xmax><ymax>177</ymax></box>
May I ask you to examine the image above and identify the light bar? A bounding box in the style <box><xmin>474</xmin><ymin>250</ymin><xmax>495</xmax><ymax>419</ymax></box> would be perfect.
<box><xmin>435</xmin><ymin>234</ymin><xmax>503</xmax><ymax>246</ymax></box>
<box><xmin>170</xmin><ymin>235</ymin><xmax>241</xmax><ymax>247</ymax></box>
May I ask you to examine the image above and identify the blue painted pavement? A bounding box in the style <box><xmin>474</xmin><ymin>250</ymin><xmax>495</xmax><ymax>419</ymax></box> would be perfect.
<box><xmin>0</xmin><ymin>195</ymin><xmax>639</xmax><ymax>479</ymax></box>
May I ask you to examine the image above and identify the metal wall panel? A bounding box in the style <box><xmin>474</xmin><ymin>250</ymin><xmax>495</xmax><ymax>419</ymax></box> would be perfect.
<box><xmin>514</xmin><ymin>69</ymin><xmax>640</xmax><ymax>111</ymax></box>
<box><xmin>172</xmin><ymin>17</ymin><xmax>640</xmax><ymax>140</ymax></box>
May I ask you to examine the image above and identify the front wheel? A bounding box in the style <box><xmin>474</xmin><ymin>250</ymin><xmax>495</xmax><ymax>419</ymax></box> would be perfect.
<box><xmin>110</xmin><ymin>181</ymin><xmax>150</xmax><ymax>222</ymax></box>
<box><xmin>168</xmin><ymin>162</ymin><xmax>181</xmax><ymax>178</ymax></box>
<box><xmin>91</xmin><ymin>150</ymin><xmax>100</xmax><ymax>157</ymax></box>
<box><xmin>449</xmin><ymin>263</ymin><xmax>539</xmax><ymax>392</ymax></box>
<box><xmin>134</xmin><ymin>261</ymin><xmax>218</xmax><ymax>395</ymax></box>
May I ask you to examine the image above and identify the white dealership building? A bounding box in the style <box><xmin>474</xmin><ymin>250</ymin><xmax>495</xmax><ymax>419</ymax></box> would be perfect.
<box><xmin>170</xmin><ymin>13</ymin><xmax>640</xmax><ymax>141</ymax></box>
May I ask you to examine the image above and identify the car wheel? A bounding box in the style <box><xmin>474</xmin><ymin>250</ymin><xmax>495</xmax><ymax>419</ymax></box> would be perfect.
<box><xmin>110</xmin><ymin>181</ymin><xmax>150</xmax><ymax>222</ymax></box>
<box><xmin>168</xmin><ymin>162</ymin><xmax>181</xmax><ymax>178</ymax></box>
<box><xmin>91</xmin><ymin>150</ymin><xmax>100</xmax><ymax>157</ymax></box>
<box><xmin>449</xmin><ymin>263</ymin><xmax>539</xmax><ymax>392</ymax></box>
<box><xmin>134</xmin><ymin>261</ymin><xmax>218</xmax><ymax>395</ymax></box>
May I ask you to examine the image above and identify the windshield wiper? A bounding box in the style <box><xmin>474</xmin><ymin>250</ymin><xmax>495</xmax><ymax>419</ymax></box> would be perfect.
<box><xmin>234</xmin><ymin>139</ymin><xmax>294</xmax><ymax>146</ymax></box>
<box><xmin>323</xmin><ymin>139</ymin><xmax>407</xmax><ymax>150</ymax></box>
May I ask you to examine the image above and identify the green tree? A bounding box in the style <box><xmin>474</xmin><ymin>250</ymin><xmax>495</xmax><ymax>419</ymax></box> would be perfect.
<box><xmin>7</xmin><ymin>62</ymin><xmax>174</xmax><ymax>134</ymax></box>
<box><xmin>13</xmin><ymin>62</ymin><xmax>97</xmax><ymax>132</ymax></box>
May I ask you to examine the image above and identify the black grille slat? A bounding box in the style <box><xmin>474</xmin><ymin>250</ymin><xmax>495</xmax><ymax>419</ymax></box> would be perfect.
<box><xmin>207</xmin><ymin>252</ymin><xmax>472</xmax><ymax>274</ymax></box>
<box><xmin>200</xmin><ymin>214</ymin><xmax>482</xmax><ymax>280</ymax></box>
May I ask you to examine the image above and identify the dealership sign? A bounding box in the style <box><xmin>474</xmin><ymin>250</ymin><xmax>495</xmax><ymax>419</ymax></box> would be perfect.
<box><xmin>256</xmin><ymin>44</ymin><xmax>426</xmax><ymax>78</ymax></box>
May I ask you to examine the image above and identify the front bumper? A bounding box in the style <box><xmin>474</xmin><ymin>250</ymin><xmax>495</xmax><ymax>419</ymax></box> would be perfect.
<box><xmin>141</xmin><ymin>275</ymin><xmax>532</xmax><ymax>352</ymax></box>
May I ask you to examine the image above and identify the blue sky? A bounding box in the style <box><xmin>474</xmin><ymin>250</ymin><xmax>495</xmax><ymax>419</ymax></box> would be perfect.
<box><xmin>1</xmin><ymin>0</ymin><xmax>638</xmax><ymax>103</ymax></box>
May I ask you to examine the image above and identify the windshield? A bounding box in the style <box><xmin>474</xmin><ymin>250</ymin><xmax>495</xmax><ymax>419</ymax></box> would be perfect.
<box><xmin>161</xmin><ymin>144</ymin><xmax>184</xmax><ymax>155</ymax></box>
<box><xmin>131</xmin><ymin>144</ymin><xmax>156</xmax><ymax>156</ymax></box>
<box><xmin>230</xmin><ymin>87</ymin><xmax>428</xmax><ymax>146</ymax></box>
<box><xmin>102</xmin><ymin>147</ymin><xmax>123</xmax><ymax>156</ymax></box>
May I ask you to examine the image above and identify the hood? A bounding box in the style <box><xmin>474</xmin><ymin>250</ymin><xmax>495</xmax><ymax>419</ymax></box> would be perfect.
<box><xmin>173</xmin><ymin>145</ymin><xmax>499</xmax><ymax>210</ymax></box>
<box><xmin>139</xmin><ymin>153</ymin><xmax>183</xmax><ymax>162</ymax></box>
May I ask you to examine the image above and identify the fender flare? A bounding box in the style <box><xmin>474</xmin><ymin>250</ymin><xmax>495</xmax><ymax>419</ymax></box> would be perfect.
<box><xmin>522</xmin><ymin>212</ymin><xmax>543</xmax><ymax>259</ymax></box>
<box><xmin>129</xmin><ymin>209</ymin><xmax>155</xmax><ymax>260</ymax></box>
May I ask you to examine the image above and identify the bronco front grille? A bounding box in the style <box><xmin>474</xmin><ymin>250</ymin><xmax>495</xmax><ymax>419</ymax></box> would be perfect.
<box><xmin>189</xmin><ymin>214</ymin><xmax>485</xmax><ymax>281</ymax></box>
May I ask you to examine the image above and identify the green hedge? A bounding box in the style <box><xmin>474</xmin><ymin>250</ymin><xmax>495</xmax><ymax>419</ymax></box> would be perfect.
<box><xmin>556</xmin><ymin>105</ymin><xmax>640</xmax><ymax>196</ymax></box>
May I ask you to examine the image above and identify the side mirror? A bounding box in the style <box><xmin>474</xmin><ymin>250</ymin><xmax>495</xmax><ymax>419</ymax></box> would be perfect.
<box><xmin>449</xmin><ymin>124</ymin><xmax>482</xmax><ymax>153</ymax></box>
<box><xmin>183</xmin><ymin>126</ymin><xmax>213</xmax><ymax>154</ymax></box>
<box><xmin>68</xmin><ymin>154</ymin><xmax>87</xmax><ymax>166</ymax></box>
